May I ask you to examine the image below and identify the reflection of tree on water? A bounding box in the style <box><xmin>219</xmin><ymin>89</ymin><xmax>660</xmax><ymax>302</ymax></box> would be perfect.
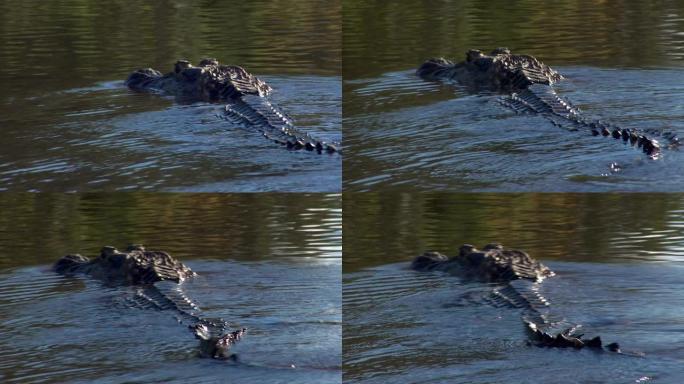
<box><xmin>344</xmin><ymin>0</ymin><xmax>684</xmax><ymax>79</ymax></box>
<box><xmin>344</xmin><ymin>193</ymin><xmax>682</xmax><ymax>271</ymax></box>
<box><xmin>0</xmin><ymin>0</ymin><xmax>340</xmax><ymax>94</ymax></box>
<box><xmin>0</xmin><ymin>193</ymin><xmax>341</xmax><ymax>269</ymax></box>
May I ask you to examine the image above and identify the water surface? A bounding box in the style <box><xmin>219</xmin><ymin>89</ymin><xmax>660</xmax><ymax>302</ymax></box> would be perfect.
<box><xmin>0</xmin><ymin>0</ymin><xmax>341</xmax><ymax>192</ymax></box>
<box><xmin>343</xmin><ymin>0</ymin><xmax>684</xmax><ymax>191</ymax></box>
<box><xmin>0</xmin><ymin>193</ymin><xmax>342</xmax><ymax>383</ymax></box>
<box><xmin>343</xmin><ymin>193</ymin><xmax>684</xmax><ymax>383</ymax></box>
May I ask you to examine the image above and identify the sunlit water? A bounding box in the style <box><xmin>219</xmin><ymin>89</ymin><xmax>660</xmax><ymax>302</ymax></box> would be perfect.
<box><xmin>343</xmin><ymin>0</ymin><xmax>684</xmax><ymax>192</ymax></box>
<box><xmin>343</xmin><ymin>193</ymin><xmax>684</xmax><ymax>383</ymax></box>
<box><xmin>0</xmin><ymin>0</ymin><xmax>341</xmax><ymax>192</ymax></box>
<box><xmin>0</xmin><ymin>194</ymin><xmax>342</xmax><ymax>383</ymax></box>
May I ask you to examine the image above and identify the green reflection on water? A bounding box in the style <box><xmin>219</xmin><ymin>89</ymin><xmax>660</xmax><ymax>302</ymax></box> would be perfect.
<box><xmin>0</xmin><ymin>0</ymin><xmax>341</xmax><ymax>97</ymax></box>
<box><xmin>343</xmin><ymin>0</ymin><xmax>684</xmax><ymax>80</ymax></box>
<box><xmin>343</xmin><ymin>193</ymin><xmax>684</xmax><ymax>272</ymax></box>
<box><xmin>0</xmin><ymin>193</ymin><xmax>341</xmax><ymax>268</ymax></box>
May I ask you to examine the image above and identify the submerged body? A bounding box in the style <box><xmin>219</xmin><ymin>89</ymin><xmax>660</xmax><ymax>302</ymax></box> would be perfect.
<box><xmin>417</xmin><ymin>48</ymin><xmax>679</xmax><ymax>158</ymax></box>
<box><xmin>126</xmin><ymin>59</ymin><xmax>340</xmax><ymax>154</ymax></box>
<box><xmin>412</xmin><ymin>243</ymin><xmax>620</xmax><ymax>352</ymax></box>
<box><xmin>54</xmin><ymin>245</ymin><xmax>245</xmax><ymax>359</ymax></box>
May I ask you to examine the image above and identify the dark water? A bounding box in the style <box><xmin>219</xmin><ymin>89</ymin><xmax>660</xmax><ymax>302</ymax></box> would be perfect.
<box><xmin>343</xmin><ymin>193</ymin><xmax>684</xmax><ymax>383</ymax></box>
<box><xmin>343</xmin><ymin>0</ymin><xmax>684</xmax><ymax>191</ymax></box>
<box><xmin>0</xmin><ymin>0</ymin><xmax>341</xmax><ymax>192</ymax></box>
<box><xmin>0</xmin><ymin>193</ymin><xmax>341</xmax><ymax>383</ymax></box>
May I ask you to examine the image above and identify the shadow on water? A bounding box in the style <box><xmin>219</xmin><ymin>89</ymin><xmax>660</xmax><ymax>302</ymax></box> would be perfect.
<box><xmin>343</xmin><ymin>193</ymin><xmax>684</xmax><ymax>383</ymax></box>
<box><xmin>343</xmin><ymin>0</ymin><xmax>684</xmax><ymax>192</ymax></box>
<box><xmin>0</xmin><ymin>193</ymin><xmax>341</xmax><ymax>384</ymax></box>
<box><xmin>0</xmin><ymin>0</ymin><xmax>341</xmax><ymax>192</ymax></box>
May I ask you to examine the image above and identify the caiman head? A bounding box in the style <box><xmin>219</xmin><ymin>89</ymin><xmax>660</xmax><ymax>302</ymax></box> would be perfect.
<box><xmin>410</xmin><ymin>244</ymin><xmax>497</xmax><ymax>271</ymax></box>
<box><xmin>412</xmin><ymin>243</ymin><xmax>554</xmax><ymax>282</ymax></box>
<box><xmin>125</xmin><ymin>58</ymin><xmax>220</xmax><ymax>88</ymax></box>
<box><xmin>126</xmin><ymin>58</ymin><xmax>273</xmax><ymax>101</ymax></box>
<box><xmin>417</xmin><ymin>48</ymin><xmax>562</xmax><ymax>91</ymax></box>
<box><xmin>53</xmin><ymin>245</ymin><xmax>143</xmax><ymax>279</ymax></box>
<box><xmin>54</xmin><ymin>245</ymin><xmax>195</xmax><ymax>285</ymax></box>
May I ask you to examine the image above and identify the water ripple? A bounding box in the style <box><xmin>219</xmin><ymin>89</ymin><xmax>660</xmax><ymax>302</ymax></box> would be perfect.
<box><xmin>345</xmin><ymin>67</ymin><xmax>684</xmax><ymax>191</ymax></box>
<box><xmin>0</xmin><ymin>194</ymin><xmax>341</xmax><ymax>383</ymax></box>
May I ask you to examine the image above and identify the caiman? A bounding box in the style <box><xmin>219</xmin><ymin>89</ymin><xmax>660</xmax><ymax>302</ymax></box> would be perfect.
<box><xmin>54</xmin><ymin>244</ymin><xmax>245</xmax><ymax>359</ymax></box>
<box><xmin>125</xmin><ymin>58</ymin><xmax>340</xmax><ymax>154</ymax></box>
<box><xmin>417</xmin><ymin>48</ymin><xmax>680</xmax><ymax>159</ymax></box>
<box><xmin>412</xmin><ymin>243</ymin><xmax>622</xmax><ymax>352</ymax></box>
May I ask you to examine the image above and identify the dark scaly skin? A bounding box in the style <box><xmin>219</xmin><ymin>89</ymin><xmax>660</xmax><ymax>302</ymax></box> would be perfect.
<box><xmin>54</xmin><ymin>245</ymin><xmax>195</xmax><ymax>284</ymax></box>
<box><xmin>126</xmin><ymin>59</ymin><xmax>340</xmax><ymax>154</ymax></box>
<box><xmin>412</xmin><ymin>243</ymin><xmax>621</xmax><ymax>353</ymax></box>
<box><xmin>54</xmin><ymin>245</ymin><xmax>245</xmax><ymax>359</ymax></box>
<box><xmin>417</xmin><ymin>48</ymin><xmax>679</xmax><ymax>159</ymax></box>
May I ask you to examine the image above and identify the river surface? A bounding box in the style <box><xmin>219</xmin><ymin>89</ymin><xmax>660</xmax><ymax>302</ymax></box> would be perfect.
<box><xmin>343</xmin><ymin>193</ymin><xmax>684</xmax><ymax>383</ymax></box>
<box><xmin>0</xmin><ymin>193</ymin><xmax>342</xmax><ymax>383</ymax></box>
<box><xmin>0</xmin><ymin>0</ymin><xmax>341</xmax><ymax>192</ymax></box>
<box><xmin>343</xmin><ymin>0</ymin><xmax>684</xmax><ymax>191</ymax></box>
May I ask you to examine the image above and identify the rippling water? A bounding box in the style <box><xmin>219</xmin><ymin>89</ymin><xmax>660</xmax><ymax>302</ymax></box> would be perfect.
<box><xmin>0</xmin><ymin>193</ymin><xmax>341</xmax><ymax>383</ymax></box>
<box><xmin>0</xmin><ymin>0</ymin><xmax>341</xmax><ymax>192</ymax></box>
<box><xmin>343</xmin><ymin>193</ymin><xmax>684</xmax><ymax>383</ymax></box>
<box><xmin>345</xmin><ymin>68</ymin><xmax>684</xmax><ymax>191</ymax></box>
<box><xmin>343</xmin><ymin>1</ymin><xmax>684</xmax><ymax>191</ymax></box>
